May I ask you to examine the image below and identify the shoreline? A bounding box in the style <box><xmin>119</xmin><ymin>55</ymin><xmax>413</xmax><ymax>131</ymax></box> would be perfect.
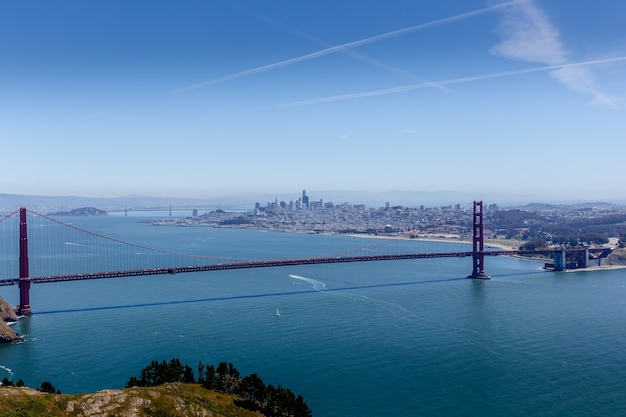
<box><xmin>161</xmin><ymin>223</ymin><xmax>626</xmax><ymax>271</ymax></box>
<box><xmin>342</xmin><ymin>232</ymin><xmax>516</xmax><ymax>251</ymax></box>
<box><xmin>564</xmin><ymin>264</ymin><xmax>626</xmax><ymax>272</ymax></box>
<box><xmin>341</xmin><ymin>232</ymin><xmax>626</xmax><ymax>271</ymax></box>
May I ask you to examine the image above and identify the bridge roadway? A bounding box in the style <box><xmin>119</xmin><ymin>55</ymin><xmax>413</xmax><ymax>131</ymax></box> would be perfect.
<box><xmin>0</xmin><ymin>248</ymin><xmax>609</xmax><ymax>286</ymax></box>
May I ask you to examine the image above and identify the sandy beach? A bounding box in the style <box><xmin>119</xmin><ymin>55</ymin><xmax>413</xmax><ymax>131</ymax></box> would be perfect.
<box><xmin>344</xmin><ymin>232</ymin><xmax>519</xmax><ymax>251</ymax></box>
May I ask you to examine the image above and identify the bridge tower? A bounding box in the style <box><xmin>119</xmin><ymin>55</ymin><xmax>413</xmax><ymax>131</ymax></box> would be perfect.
<box><xmin>17</xmin><ymin>208</ymin><xmax>32</xmax><ymax>316</ymax></box>
<box><xmin>468</xmin><ymin>201</ymin><xmax>490</xmax><ymax>279</ymax></box>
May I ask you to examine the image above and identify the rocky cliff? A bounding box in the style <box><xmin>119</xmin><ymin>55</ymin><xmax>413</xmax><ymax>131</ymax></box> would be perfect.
<box><xmin>0</xmin><ymin>297</ymin><xmax>22</xmax><ymax>343</ymax></box>
<box><xmin>0</xmin><ymin>297</ymin><xmax>17</xmax><ymax>322</ymax></box>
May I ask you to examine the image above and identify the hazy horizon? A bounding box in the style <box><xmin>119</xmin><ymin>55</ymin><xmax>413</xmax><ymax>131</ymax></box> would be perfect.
<box><xmin>3</xmin><ymin>189</ymin><xmax>626</xmax><ymax>210</ymax></box>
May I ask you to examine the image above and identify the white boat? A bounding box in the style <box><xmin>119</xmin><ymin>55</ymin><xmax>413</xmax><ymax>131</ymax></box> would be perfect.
<box><xmin>275</xmin><ymin>308</ymin><xmax>280</xmax><ymax>317</ymax></box>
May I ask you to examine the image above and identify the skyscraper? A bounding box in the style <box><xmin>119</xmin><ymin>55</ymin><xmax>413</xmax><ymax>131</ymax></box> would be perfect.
<box><xmin>302</xmin><ymin>189</ymin><xmax>310</xmax><ymax>208</ymax></box>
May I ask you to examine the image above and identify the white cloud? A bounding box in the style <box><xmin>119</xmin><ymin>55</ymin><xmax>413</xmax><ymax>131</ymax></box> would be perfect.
<box><xmin>490</xmin><ymin>0</ymin><xmax>566</xmax><ymax>64</ymax></box>
<box><xmin>490</xmin><ymin>0</ymin><xmax>618</xmax><ymax>108</ymax></box>
<box><xmin>550</xmin><ymin>66</ymin><xmax>619</xmax><ymax>108</ymax></box>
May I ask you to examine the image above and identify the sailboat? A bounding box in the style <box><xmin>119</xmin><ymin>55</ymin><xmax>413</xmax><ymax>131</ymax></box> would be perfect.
<box><xmin>275</xmin><ymin>308</ymin><xmax>281</xmax><ymax>317</ymax></box>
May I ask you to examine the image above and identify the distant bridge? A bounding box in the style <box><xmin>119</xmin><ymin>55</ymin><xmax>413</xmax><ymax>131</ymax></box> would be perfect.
<box><xmin>0</xmin><ymin>202</ymin><xmax>610</xmax><ymax>315</ymax></box>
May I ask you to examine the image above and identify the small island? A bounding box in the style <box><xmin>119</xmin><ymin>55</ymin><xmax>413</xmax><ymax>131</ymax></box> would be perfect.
<box><xmin>50</xmin><ymin>207</ymin><xmax>107</xmax><ymax>216</ymax></box>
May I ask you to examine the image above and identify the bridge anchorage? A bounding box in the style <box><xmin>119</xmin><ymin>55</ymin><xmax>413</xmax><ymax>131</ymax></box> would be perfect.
<box><xmin>463</xmin><ymin>201</ymin><xmax>612</xmax><ymax>278</ymax></box>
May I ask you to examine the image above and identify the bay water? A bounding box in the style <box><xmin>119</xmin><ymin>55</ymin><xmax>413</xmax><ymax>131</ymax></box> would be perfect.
<box><xmin>1</xmin><ymin>213</ymin><xmax>625</xmax><ymax>416</ymax></box>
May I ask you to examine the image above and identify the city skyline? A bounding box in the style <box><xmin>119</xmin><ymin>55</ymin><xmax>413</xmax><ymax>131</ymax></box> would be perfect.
<box><xmin>1</xmin><ymin>1</ymin><xmax>625</xmax><ymax>201</ymax></box>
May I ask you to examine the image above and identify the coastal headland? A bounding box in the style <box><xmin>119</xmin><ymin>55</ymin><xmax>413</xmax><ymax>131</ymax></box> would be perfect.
<box><xmin>0</xmin><ymin>383</ymin><xmax>263</xmax><ymax>417</ymax></box>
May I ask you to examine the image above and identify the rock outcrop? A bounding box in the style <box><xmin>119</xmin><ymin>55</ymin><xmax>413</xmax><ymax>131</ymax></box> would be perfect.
<box><xmin>0</xmin><ymin>321</ymin><xmax>21</xmax><ymax>344</ymax></box>
<box><xmin>0</xmin><ymin>383</ymin><xmax>262</xmax><ymax>417</ymax></box>
<box><xmin>0</xmin><ymin>297</ymin><xmax>17</xmax><ymax>322</ymax></box>
<box><xmin>0</xmin><ymin>297</ymin><xmax>22</xmax><ymax>343</ymax></box>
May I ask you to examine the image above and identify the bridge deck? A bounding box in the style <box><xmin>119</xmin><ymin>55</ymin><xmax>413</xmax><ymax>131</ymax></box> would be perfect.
<box><xmin>0</xmin><ymin>248</ymin><xmax>609</xmax><ymax>286</ymax></box>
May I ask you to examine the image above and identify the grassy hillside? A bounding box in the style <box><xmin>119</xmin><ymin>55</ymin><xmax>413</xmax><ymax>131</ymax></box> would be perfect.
<box><xmin>0</xmin><ymin>383</ymin><xmax>263</xmax><ymax>417</ymax></box>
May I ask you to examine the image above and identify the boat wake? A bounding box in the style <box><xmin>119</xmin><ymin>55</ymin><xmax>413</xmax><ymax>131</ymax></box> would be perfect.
<box><xmin>289</xmin><ymin>274</ymin><xmax>328</xmax><ymax>291</ymax></box>
<box><xmin>342</xmin><ymin>293</ymin><xmax>421</xmax><ymax>321</ymax></box>
<box><xmin>0</xmin><ymin>365</ymin><xmax>14</xmax><ymax>378</ymax></box>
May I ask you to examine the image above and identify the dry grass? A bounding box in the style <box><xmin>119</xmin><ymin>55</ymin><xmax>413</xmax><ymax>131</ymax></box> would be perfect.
<box><xmin>0</xmin><ymin>383</ymin><xmax>263</xmax><ymax>417</ymax></box>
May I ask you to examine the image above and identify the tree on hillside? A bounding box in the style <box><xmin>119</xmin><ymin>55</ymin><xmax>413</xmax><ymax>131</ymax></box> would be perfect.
<box><xmin>40</xmin><ymin>381</ymin><xmax>60</xmax><ymax>394</ymax></box>
<box><xmin>519</xmin><ymin>238</ymin><xmax>547</xmax><ymax>251</ymax></box>
<box><xmin>126</xmin><ymin>358</ymin><xmax>195</xmax><ymax>387</ymax></box>
<box><xmin>579</xmin><ymin>232</ymin><xmax>609</xmax><ymax>245</ymax></box>
<box><xmin>264</xmin><ymin>384</ymin><xmax>312</xmax><ymax>417</ymax></box>
<box><xmin>552</xmin><ymin>235</ymin><xmax>580</xmax><ymax>247</ymax></box>
<box><xmin>216</xmin><ymin>362</ymin><xmax>241</xmax><ymax>394</ymax></box>
<box><xmin>127</xmin><ymin>358</ymin><xmax>312</xmax><ymax>417</ymax></box>
<box><xmin>239</xmin><ymin>373</ymin><xmax>267</xmax><ymax>404</ymax></box>
<box><xmin>199</xmin><ymin>363</ymin><xmax>217</xmax><ymax>390</ymax></box>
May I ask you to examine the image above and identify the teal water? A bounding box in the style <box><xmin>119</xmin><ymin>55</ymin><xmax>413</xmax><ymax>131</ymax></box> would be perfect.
<box><xmin>1</xmin><ymin>214</ymin><xmax>626</xmax><ymax>416</ymax></box>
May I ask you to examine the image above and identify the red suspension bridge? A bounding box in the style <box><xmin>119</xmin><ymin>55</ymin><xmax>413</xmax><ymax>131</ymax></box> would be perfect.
<box><xmin>0</xmin><ymin>202</ymin><xmax>610</xmax><ymax>316</ymax></box>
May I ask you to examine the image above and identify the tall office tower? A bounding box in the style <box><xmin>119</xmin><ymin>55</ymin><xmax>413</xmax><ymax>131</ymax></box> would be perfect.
<box><xmin>302</xmin><ymin>189</ymin><xmax>310</xmax><ymax>208</ymax></box>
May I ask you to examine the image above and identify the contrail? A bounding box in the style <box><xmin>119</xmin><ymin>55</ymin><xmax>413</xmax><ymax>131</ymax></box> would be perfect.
<box><xmin>272</xmin><ymin>56</ymin><xmax>626</xmax><ymax>108</ymax></box>
<box><xmin>176</xmin><ymin>1</ymin><xmax>520</xmax><ymax>92</ymax></box>
<box><xmin>234</xmin><ymin>1</ymin><xmax>453</xmax><ymax>93</ymax></box>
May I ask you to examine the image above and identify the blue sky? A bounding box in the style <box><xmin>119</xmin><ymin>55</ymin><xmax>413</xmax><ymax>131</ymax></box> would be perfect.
<box><xmin>1</xmin><ymin>0</ymin><xmax>625</xmax><ymax>202</ymax></box>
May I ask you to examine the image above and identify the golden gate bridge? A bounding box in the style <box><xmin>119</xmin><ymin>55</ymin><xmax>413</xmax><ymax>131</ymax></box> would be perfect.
<box><xmin>0</xmin><ymin>202</ymin><xmax>610</xmax><ymax>315</ymax></box>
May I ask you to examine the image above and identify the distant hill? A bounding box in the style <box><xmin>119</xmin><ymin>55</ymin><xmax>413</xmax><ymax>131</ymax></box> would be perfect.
<box><xmin>0</xmin><ymin>193</ymin><xmax>236</xmax><ymax>212</ymax></box>
<box><xmin>1</xmin><ymin>191</ymin><xmax>623</xmax><ymax>213</ymax></box>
